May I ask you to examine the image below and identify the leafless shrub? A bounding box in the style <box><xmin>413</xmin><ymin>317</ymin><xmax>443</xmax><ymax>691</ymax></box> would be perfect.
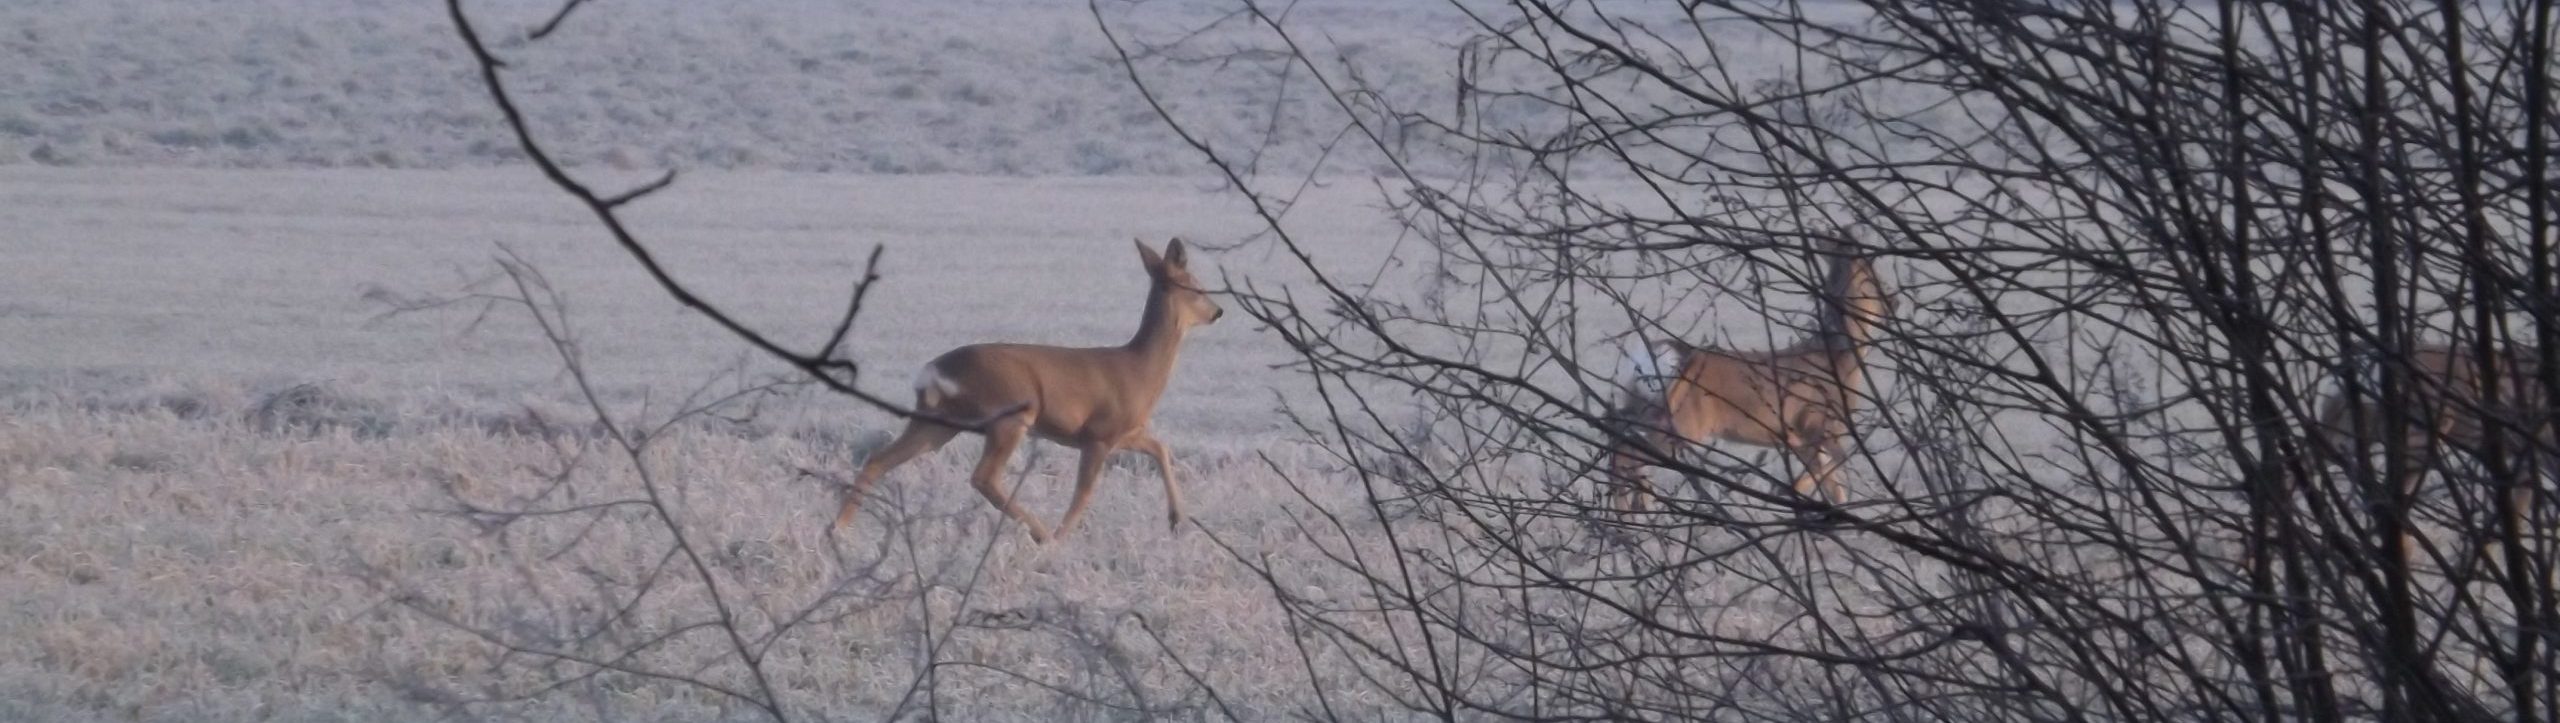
<box><xmin>1099</xmin><ymin>0</ymin><xmax>2558</xmax><ymax>720</ymax></box>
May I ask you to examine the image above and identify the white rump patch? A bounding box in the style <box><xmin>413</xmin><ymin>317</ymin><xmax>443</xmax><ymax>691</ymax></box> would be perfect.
<box><xmin>1613</xmin><ymin>338</ymin><xmax>1678</xmax><ymax>409</ymax></box>
<box><xmin>912</xmin><ymin>364</ymin><xmax>961</xmax><ymax>402</ymax></box>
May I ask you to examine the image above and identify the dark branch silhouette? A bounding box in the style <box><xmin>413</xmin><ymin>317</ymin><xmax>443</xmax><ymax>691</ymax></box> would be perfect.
<box><xmin>1099</xmin><ymin>0</ymin><xmax>2560</xmax><ymax>718</ymax></box>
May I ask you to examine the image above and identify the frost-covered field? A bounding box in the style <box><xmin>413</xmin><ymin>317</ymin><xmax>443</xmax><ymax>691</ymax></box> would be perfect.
<box><xmin>0</xmin><ymin>165</ymin><xmax>1433</xmax><ymax>721</ymax></box>
<box><xmin>0</xmin><ymin>0</ymin><xmax>1478</xmax><ymax>175</ymax></box>
<box><xmin>0</xmin><ymin>1</ymin><xmax>1476</xmax><ymax>717</ymax></box>
<box><xmin>0</xmin><ymin>1</ymin><xmax>1921</xmax><ymax>719</ymax></box>
<box><xmin>0</xmin><ymin>0</ymin><xmax>1860</xmax><ymax>176</ymax></box>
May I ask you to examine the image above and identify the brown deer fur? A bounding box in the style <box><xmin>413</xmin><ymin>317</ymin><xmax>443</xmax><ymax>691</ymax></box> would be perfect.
<box><xmin>833</xmin><ymin>238</ymin><xmax>1223</xmax><ymax>543</ymax></box>
<box><xmin>2305</xmin><ymin>341</ymin><xmax>2552</xmax><ymax>566</ymax></box>
<box><xmin>1605</xmin><ymin>248</ymin><xmax>1889</xmax><ymax>510</ymax></box>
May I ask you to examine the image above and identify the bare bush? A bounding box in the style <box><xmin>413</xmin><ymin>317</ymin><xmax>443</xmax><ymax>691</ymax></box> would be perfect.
<box><xmin>1099</xmin><ymin>0</ymin><xmax>2559</xmax><ymax>719</ymax></box>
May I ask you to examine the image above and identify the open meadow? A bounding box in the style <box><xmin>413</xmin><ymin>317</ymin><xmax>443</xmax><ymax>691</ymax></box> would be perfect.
<box><xmin>0</xmin><ymin>1</ymin><xmax>1612</xmax><ymax>717</ymax></box>
<box><xmin>0</xmin><ymin>165</ymin><xmax>1971</xmax><ymax>722</ymax></box>
<box><xmin>0</xmin><ymin>164</ymin><xmax>1493</xmax><ymax>720</ymax></box>
<box><xmin>0</xmin><ymin>0</ymin><xmax>2004</xmax><ymax>712</ymax></box>
<box><xmin>18</xmin><ymin>0</ymin><xmax>2522</xmax><ymax>719</ymax></box>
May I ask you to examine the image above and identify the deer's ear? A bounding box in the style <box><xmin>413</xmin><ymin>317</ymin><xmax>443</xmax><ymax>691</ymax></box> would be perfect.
<box><xmin>1134</xmin><ymin>238</ymin><xmax>1165</xmax><ymax>272</ymax></box>
<box><xmin>1164</xmin><ymin>238</ymin><xmax>1190</xmax><ymax>268</ymax></box>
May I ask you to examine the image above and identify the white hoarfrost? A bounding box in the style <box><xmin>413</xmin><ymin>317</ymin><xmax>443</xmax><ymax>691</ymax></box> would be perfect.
<box><xmin>0</xmin><ymin>0</ymin><xmax>1480</xmax><ymax>176</ymax></box>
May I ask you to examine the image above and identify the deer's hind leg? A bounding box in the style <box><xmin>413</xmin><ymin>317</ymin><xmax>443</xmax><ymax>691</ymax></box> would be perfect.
<box><xmin>835</xmin><ymin>421</ymin><xmax>960</xmax><ymax>528</ymax></box>
<box><xmin>1605</xmin><ymin>419</ymin><xmax>1676</xmax><ymax>512</ymax></box>
<box><xmin>968</xmin><ymin>413</ymin><xmax>1053</xmax><ymax>544</ymax></box>
<box><xmin>1051</xmin><ymin>440</ymin><xmax>1114</xmax><ymax>541</ymax></box>
<box><xmin>1607</xmin><ymin>444</ymin><xmax>1660</xmax><ymax>512</ymax></box>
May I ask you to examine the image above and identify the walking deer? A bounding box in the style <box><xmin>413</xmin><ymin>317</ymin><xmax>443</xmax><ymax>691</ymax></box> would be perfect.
<box><xmin>2305</xmin><ymin>341</ymin><xmax>2553</xmax><ymax>564</ymax></box>
<box><xmin>1604</xmin><ymin>246</ymin><xmax>1889</xmax><ymax>511</ymax></box>
<box><xmin>832</xmin><ymin>238</ymin><xmax>1223</xmax><ymax>543</ymax></box>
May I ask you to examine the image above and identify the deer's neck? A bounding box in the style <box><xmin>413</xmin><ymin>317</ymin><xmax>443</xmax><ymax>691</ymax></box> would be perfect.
<box><xmin>1826</xmin><ymin>304</ymin><xmax>1877</xmax><ymax>352</ymax></box>
<box><xmin>1122</xmin><ymin>290</ymin><xmax>1188</xmax><ymax>381</ymax></box>
<box><xmin>1809</xmin><ymin>262</ymin><xmax>1877</xmax><ymax>355</ymax></box>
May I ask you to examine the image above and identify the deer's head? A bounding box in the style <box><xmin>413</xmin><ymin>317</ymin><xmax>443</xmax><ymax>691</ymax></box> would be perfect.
<box><xmin>1137</xmin><ymin>238</ymin><xmax>1224</xmax><ymax>327</ymax></box>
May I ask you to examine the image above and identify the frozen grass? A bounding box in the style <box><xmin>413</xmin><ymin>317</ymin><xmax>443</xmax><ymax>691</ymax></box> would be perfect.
<box><xmin>0</xmin><ymin>379</ymin><xmax>1386</xmax><ymax>720</ymax></box>
<box><xmin>0</xmin><ymin>0</ymin><xmax>2512</xmax><ymax>716</ymax></box>
<box><xmin>0</xmin><ymin>0</ymin><xmax>1476</xmax><ymax>176</ymax></box>
<box><xmin>0</xmin><ymin>165</ymin><xmax>1993</xmax><ymax>720</ymax></box>
<box><xmin>0</xmin><ymin>0</ymin><xmax>1875</xmax><ymax>178</ymax></box>
<box><xmin>0</xmin><ymin>2</ymin><xmax>2015</xmax><ymax>714</ymax></box>
<box><xmin>0</xmin><ymin>165</ymin><xmax>1456</xmax><ymax>720</ymax></box>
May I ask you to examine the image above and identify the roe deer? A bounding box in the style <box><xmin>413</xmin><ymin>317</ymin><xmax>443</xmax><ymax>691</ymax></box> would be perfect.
<box><xmin>2306</xmin><ymin>341</ymin><xmax>2552</xmax><ymax>565</ymax></box>
<box><xmin>833</xmin><ymin>238</ymin><xmax>1223</xmax><ymax>543</ymax></box>
<box><xmin>1605</xmin><ymin>246</ymin><xmax>1889</xmax><ymax>510</ymax></box>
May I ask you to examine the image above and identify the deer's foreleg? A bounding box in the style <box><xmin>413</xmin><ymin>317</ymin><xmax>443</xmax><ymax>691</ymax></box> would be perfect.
<box><xmin>1129</xmin><ymin>433</ymin><xmax>1187</xmax><ymax>532</ymax></box>
<box><xmin>1815</xmin><ymin>440</ymin><xmax>1849</xmax><ymax>505</ymax></box>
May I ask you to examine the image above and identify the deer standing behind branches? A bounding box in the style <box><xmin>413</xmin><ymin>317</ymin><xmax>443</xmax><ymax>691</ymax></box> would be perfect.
<box><xmin>2306</xmin><ymin>341</ymin><xmax>2553</xmax><ymax>566</ymax></box>
<box><xmin>1605</xmin><ymin>245</ymin><xmax>1890</xmax><ymax>511</ymax></box>
<box><xmin>833</xmin><ymin>239</ymin><xmax>1223</xmax><ymax>544</ymax></box>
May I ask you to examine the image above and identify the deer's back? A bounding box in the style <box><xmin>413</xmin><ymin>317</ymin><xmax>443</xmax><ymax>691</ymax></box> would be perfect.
<box><xmin>2317</xmin><ymin>344</ymin><xmax>2553</xmax><ymax>454</ymax></box>
<box><xmin>1665</xmin><ymin>347</ymin><xmax>1867</xmax><ymax>446</ymax></box>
